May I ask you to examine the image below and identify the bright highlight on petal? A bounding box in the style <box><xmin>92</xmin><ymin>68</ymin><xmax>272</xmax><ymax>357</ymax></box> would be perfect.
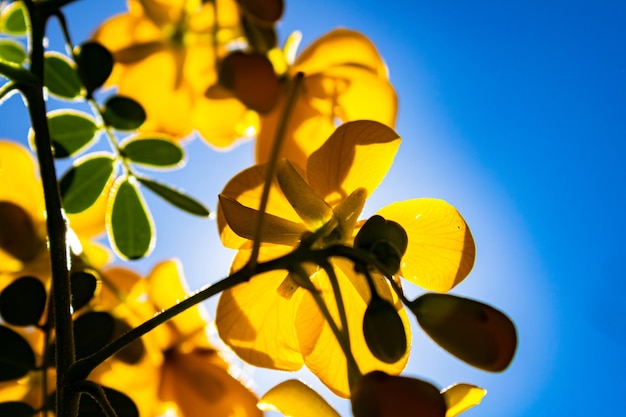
<box><xmin>441</xmin><ymin>383</ymin><xmax>487</xmax><ymax>417</ymax></box>
<box><xmin>377</xmin><ymin>199</ymin><xmax>475</xmax><ymax>292</ymax></box>
<box><xmin>258</xmin><ymin>379</ymin><xmax>340</xmax><ymax>417</ymax></box>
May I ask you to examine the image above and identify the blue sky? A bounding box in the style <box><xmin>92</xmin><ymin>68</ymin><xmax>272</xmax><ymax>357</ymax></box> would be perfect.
<box><xmin>1</xmin><ymin>0</ymin><xmax>625</xmax><ymax>416</ymax></box>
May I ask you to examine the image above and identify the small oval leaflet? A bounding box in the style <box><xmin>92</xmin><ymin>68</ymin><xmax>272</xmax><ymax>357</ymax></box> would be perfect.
<box><xmin>108</xmin><ymin>177</ymin><xmax>154</xmax><ymax>259</ymax></box>
<box><xmin>0</xmin><ymin>2</ymin><xmax>28</xmax><ymax>35</ymax></box>
<box><xmin>75</xmin><ymin>41</ymin><xmax>114</xmax><ymax>94</ymax></box>
<box><xmin>0</xmin><ymin>39</ymin><xmax>26</xmax><ymax>65</ymax></box>
<box><xmin>0</xmin><ymin>402</ymin><xmax>36</xmax><ymax>417</ymax></box>
<box><xmin>70</xmin><ymin>271</ymin><xmax>98</xmax><ymax>311</ymax></box>
<box><xmin>60</xmin><ymin>155</ymin><xmax>115</xmax><ymax>214</ymax></box>
<box><xmin>0</xmin><ymin>276</ymin><xmax>46</xmax><ymax>326</ymax></box>
<box><xmin>121</xmin><ymin>137</ymin><xmax>184</xmax><ymax>167</ymax></box>
<box><xmin>0</xmin><ymin>325</ymin><xmax>36</xmax><ymax>381</ymax></box>
<box><xmin>138</xmin><ymin>177</ymin><xmax>209</xmax><ymax>217</ymax></box>
<box><xmin>101</xmin><ymin>95</ymin><xmax>146</xmax><ymax>131</ymax></box>
<box><xmin>73</xmin><ymin>311</ymin><xmax>115</xmax><ymax>360</ymax></box>
<box><xmin>78</xmin><ymin>385</ymin><xmax>139</xmax><ymax>417</ymax></box>
<box><xmin>44</xmin><ymin>52</ymin><xmax>82</xmax><ymax>99</ymax></box>
<box><xmin>47</xmin><ymin>111</ymin><xmax>99</xmax><ymax>158</ymax></box>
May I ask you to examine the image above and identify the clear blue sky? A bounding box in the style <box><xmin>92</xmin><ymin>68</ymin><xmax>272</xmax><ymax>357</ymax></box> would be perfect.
<box><xmin>1</xmin><ymin>1</ymin><xmax>625</xmax><ymax>416</ymax></box>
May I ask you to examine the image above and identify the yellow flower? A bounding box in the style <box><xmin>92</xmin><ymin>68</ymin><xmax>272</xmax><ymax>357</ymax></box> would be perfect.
<box><xmin>92</xmin><ymin>0</ymin><xmax>257</xmax><ymax>147</ymax></box>
<box><xmin>0</xmin><ymin>140</ymin><xmax>108</xmax><ymax>284</ymax></box>
<box><xmin>216</xmin><ymin>121</ymin><xmax>475</xmax><ymax>397</ymax></box>
<box><xmin>256</xmin><ymin>29</ymin><xmax>398</xmax><ymax>169</ymax></box>
<box><xmin>98</xmin><ymin>260</ymin><xmax>262</xmax><ymax>417</ymax></box>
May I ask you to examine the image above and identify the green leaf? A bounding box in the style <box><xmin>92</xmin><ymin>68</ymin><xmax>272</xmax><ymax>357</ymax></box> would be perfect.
<box><xmin>138</xmin><ymin>177</ymin><xmax>209</xmax><ymax>217</ymax></box>
<box><xmin>74</xmin><ymin>312</ymin><xmax>114</xmax><ymax>360</ymax></box>
<box><xmin>47</xmin><ymin>110</ymin><xmax>99</xmax><ymax>158</ymax></box>
<box><xmin>121</xmin><ymin>137</ymin><xmax>184</xmax><ymax>167</ymax></box>
<box><xmin>108</xmin><ymin>178</ymin><xmax>154</xmax><ymax>259</ymax></box>
<box><xmin>70</xmin><ymin>271</ymin><xmax>97</xmax><ymax>311</ymax></box>
<box><xmin>0</xmin><ymin>2</ymin><xmax>28</xmax><ymax>36</ymax></box>
<box><xmin>44</xmin><ymin>52</ymin><xmax>82</xmax><ymax>99</ymax></box>
<box><xmin>0</xmin><ymin>59</ymin><xmax>36</xmax><ymax>84</ymax></box>
<box><xmin>410</xmin><ymin>293</ymin><xmax>517</xmax><ymax>372</ymax></box>
<box><xmin>0</xmin><ymin>325</ymin><xmax>36</xmax><ymax>381</ymax></box>
<box><xmin>101</xmin><ymin>95</ymin><xmax>146</xmax><ymax>130</ymax></box>
<box><xmin>0</xmin><ymin>39</ymin><xmax>26</xmax><ymax>65</ymax></box>
<box><xmin>0</xmin><ymin>402</ymin><xmax>35</xmax><ymax>417</ymax></box>
<box><xmin>0</xmin><ymin>276</ymin><xmax>46</xmax><ymax>326</ymax></box>
<box><xmin>75</xmin><ymin>41</ymin><xmax>113</xmax><ymax>94</ymax></box>
<box><xmin>258</xmin><ymin>380</ymin><xmax>340</xmax><ymax>417</ymax></box>
<box><xmin>60</xmin><ymin>154</ymin><xmax>115</xmax><ymax>214</ymax></box>
<box><xmin>78</xmin><ymin>386</ymin><xmax>139</xmax><ymax>417</ymax></box>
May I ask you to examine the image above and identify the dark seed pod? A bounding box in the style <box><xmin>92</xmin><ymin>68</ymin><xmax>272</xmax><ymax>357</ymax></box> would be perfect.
<box><xmin>362</xmin><ymin>295</ymin><xmax>407</xmax><ymax>364</ymax></box>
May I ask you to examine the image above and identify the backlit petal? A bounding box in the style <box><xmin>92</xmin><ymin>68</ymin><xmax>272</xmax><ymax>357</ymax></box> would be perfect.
<box><xmin>307</xmin><ymin>121</ymin><xmax>400</xmax><ymax>206</ymax></box>
<box><xmin>147</xmin><ymin>260</ymin><xmax>212</xmax><ymax>350</ymax></box>
<box><xmin>258</xmin><ymin>379</ymin><xmax>340</xmax><ymax>417</ymax></box>
<box><xmin>293</xmin><ymin>29</ymin><xmax>388</xmax><ymax>79</ymax></box>
<box><xmin>442</xmin><ymin>383</ymin><xmax>486</xmax><ymax>417</ymax></box>
<box><xmin>216</xmin><ymin>244</ymin><xmax>307</xmax><ymax>370</ymax></box>
<box><xmin>377</xmin><ymin>199</ymin><xmax>475</xmax><ymax>292</ymax></box>
<box><xmin>160</xmin><ymin>349</ymin><xmax>262</xmax><ymax>417</ymax></box>
<box><xmin>218</xmin><ymin>164</ymin><xmax>303</xmax><ymax>249</ymax></box>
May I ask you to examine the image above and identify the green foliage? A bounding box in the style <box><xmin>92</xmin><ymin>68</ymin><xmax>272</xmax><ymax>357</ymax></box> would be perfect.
<box><xmin>73</xmin><ymin>312</ymin><xmax>115</xmax><ymax>360</ymax></box>
<box><xmin>0</xmin><ymin>326</ymin><xmax>36</xmax><ymax>382</ymax></box>
<box><xmin>74</xmin><ymin>41</ymin><xmax>113</xmax><ymax>95</ymax></box>
<box><xmin>44</xmin><ymin>52</ymin><xmax>82</xmax><ymax>99</ymax></box>
<box><xmin>78</xmin><ymin>386</ymin><xmax>139</xmax><ymax>417</ymax></box>
<box><xmin>70</xmin><ymin>271</ymin><xmax>98</xmax><ymax>311</ymax></box>
<box><xmin>109</xmin><ymin>177</ymin><xmax>154</xmax><ymax>259</ymax></box>
<box><xmin>47</xmin><ymin>110</ymin><xmax>100</xmax><ymax>158</ymax></box>
<box><xmin>138</xmin><ymin>176</ymin><xmax>210</xmax><ymax>217</ymax></box>
<box><xmin>0</xmin><ymin>402</ymin><xmax>36</xmax><ymax>417</ymax></box>
<box><xmin>101</xmin><ymin>95</ymin><xmax>146</xmax><ymax>130</ymax></box>
<box><xmin>121</xmin><ymin>137</ymin><xmax>184</xmax><ymax>167</ymax></box>
<box><xmin>0</xmin><ymin>276</ymin><xmax>46</xmax><ymax>326</ymax></box>
<box><xmin>0</xmin><ymin>39</ymin><xmax>26</xmax><ymax>64</ymax></box>
<box><xmin>60</xmin><ymin>154</ymin><xmax>115</xmax><ymax>213</ymax></box>
<box><xmin>0</xmin><ymin>2</ymin><xmax>28</xmax><ymax>36</ymax></box>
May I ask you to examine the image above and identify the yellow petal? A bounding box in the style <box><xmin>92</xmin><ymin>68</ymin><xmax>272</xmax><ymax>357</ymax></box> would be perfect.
<box><xmin>160</xmin><ymin>348</ymin><xmax>262</xmax><ymax>417</ymax></box>
<box><xmin>215</xmin><ymin>244</ymin><xmax>307</xmax><ymax>370</ymax></box>
<box><xmin>276</xmin><ymin>159</ymin><xmax>333</xmax><ymax>230</ymax></box>
<box><xmin>218</xmin><ymin>164</ymin><xmax>303</xmax><ymax>249</ymax></box>
<box><xmin>256</xmin><ymin>88</ymin><xmax>334</xmax><ymax>168</ymax></box>
<box><xmin>219</xmin><ymin>195</ymin><xmax>308</xmax><ymax>246</ymax></box>
<box><xmin>300</xmin><ymin>261</ymin><xmax>409</xmax><ymax>397</ymax></box>
<box><xmin>147</xmin><ymin>260</ymin><xmax>212</xmax><ymax>350</ymax></box>
<box><xmin>307</xmin><ymin>121</ymin><xmax>400</xmax><ymax>206</ymax></box>
<box><xmin>441</xmin><ymin>383</ymin><xmax>487</xmax><ymax>417</ymax></box>
<box><xmin>377</xmin><ymin>199</ymin><xmax>475</xmax><ymax>292</ymax></box>
<box><xmin>258</xmin><ymin>379</ymin><xmax>340</xmax><ymax>417</ymax></box>
<box><xmin>293</xmin><ymin>29</ymin><xmax>388</xmax><ymax>79</ymax></box>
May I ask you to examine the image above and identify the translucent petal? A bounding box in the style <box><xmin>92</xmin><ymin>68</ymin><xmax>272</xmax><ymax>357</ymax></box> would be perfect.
<box><xmin>147</xmin><ymin>260</ymin><xmax>212</xmax><ymax>350</ymax></box>
<box><xmin>215</xmin><ymin>244</ymin><xmax>306</xmax><ymax>370</ymax></box>
<box><xmin>293</xmin><ymin>29</ymin><xmax>388</xmax><ymax>79</ymax></box>
<box><xmin>307</xmin><ymin>121</ymin><xmax>400</xmax><ymax>206</ymax></box>
<box><xmin>258</xmin><ymin>379</ymin><xmax>340</xmax><ymax>417</ymax></box>
<box><xmin>377</xmin><ymin>199</ymin><xmax>475</xmax><ymax>292</ymax></box>
<box><xmin>441</xmin><ymin>383</ymin><xmax>486</xmax><ymax>417</ymax></box>
<box><xmin>160</xmin><ymin>349</ymin><xmax>262</xmax><ymax>417</ymax></box>
<box><xmin>300</xmin><ymin>261</ymin><xmax>409</xmax><ymax>397</ymax></box>
<box><xmin>217</xmin><ymin>164</ymin><xmax>303</xmax><ymax>249</ymax></box>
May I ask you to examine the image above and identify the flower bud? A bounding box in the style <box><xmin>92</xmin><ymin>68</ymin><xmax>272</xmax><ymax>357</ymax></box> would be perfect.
<box><xmin>351</xmin><ymin>371</ymin><xmax>446</xmax><ymax>417</ymax></box>
<box><xmin>354</xmin><ymin>215</ymin><xmax>407</xmax><ymax>275</ymax></box>
<box><xmin>0</xmin><ymin>202</ymin><xmax>40</xmax><ymax>262</ymax></box>
<box><xmin>362</xmin><ymin>295</ymin><xmax>407</xmax><ymax>364</ymax></box>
